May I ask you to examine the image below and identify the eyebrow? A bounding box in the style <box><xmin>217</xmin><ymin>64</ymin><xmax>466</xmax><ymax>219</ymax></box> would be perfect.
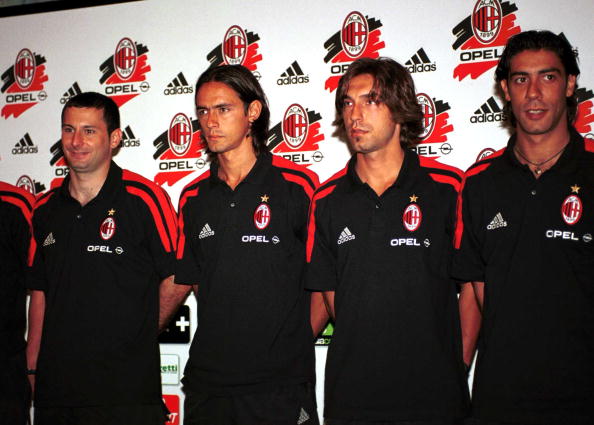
<box><xmin>510</xmin><ymin>67</ymin><xmax>563</xmax><ymax>77</ymax></box>
<box><xmin>61</xmin><ymin>124</ymin><xmax>97</xmax><ymax>129</ymax></box>
<box><xmin>196</xmin><ymin>102</ymin><xmax>233</xmax><ymax>110</ymax></box>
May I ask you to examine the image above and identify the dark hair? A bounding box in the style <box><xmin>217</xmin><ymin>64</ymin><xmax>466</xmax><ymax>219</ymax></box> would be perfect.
<box><xmin>333</xmin><ymin>57</ymin><xmax>424</xmax><ymax>148</ymax></box>
<box><xmin>195</xmin><ymin>65</ymin><xmax>270</xmax><ymax>155</ymax></box>
<box><xmin>495</xmin><ymin>30</ymin><xmax>580</xmax><ymax>125</ymax></box>
<box><xmin>61</xmin><ymin>92</ymin><xmax>120</xmax><ymax>134</ymax></box>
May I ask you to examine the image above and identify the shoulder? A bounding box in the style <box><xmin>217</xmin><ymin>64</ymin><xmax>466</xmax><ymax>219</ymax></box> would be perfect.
<box><xmin>312</xmin><ymin>164</ymin><xmax>349</xmax><ymax>205</ymax></box>
<box><xmin>0</xmin><ymin>182</ymin><xmax>35</xmax><ymax>212</ymax></box>
<box><xmin>463</xmin><ymin>148</ymin><xmax>506</xmax><ymax>182</ymax></box>
<box><xmin>0</xmin><ymin>183</ymin><xmax>35</xmax><ymax>225</ymax></box>
<box><xmin>178</xmin><ymin>169</ymin><xmax>211</xmax><ymax>210</ymax></box>
<box><xmin>417</xmin><ymin>155</ymin><xmax>464</xmax><ymax>192</ymax></box>
<box><xmin>271</xmin><ymin>155</ymin><xmax>319</xmax><ymax>198</ymax></box>
<box><xmin>33</xmin><ymin>186</ymin><xmax>60</xmax><ymax>215</ymax></box>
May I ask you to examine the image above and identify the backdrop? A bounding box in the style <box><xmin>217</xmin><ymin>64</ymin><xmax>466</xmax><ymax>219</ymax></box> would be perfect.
<box><xmin>1</xmin><ymin>0</ymin><xmax>593</xmax><ymax>422</ymax></box>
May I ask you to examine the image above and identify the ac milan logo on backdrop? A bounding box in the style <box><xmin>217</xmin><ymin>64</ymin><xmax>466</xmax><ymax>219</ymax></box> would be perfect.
<box><xmin>114</xmin><ymin>38</ymin><xmax>137</xmax><ymax>80</ymax></box>
<box><xmin>223</xmin><ymin>26</ymin><xmax>248</xmax><ymax>65</ymax></box>
<box><xmin>451</xmin><ymin>0</ymin><xmax>521</xmax><ymax>80</ymax></box>
<box><xmin>575</xmin><ymin>87</ymin><xmax>594</xmax><ymax>138</ymax></box>
<box><xmin>417</xmin><ymin>94</ymin><xmax>435</xmax><ymax>139</ymax></box>
<box><xmin>412</xmin><ymin>94</ymin><xmax>454</xmax><ymax>159</ymax></box>
<box><xmin>341</xmin><ymin>12</ymin><xmax>368</xmax><ymax>58</ymax></box>
<box><xmin>561</xmin><ymin>195</ymin><xmax>582</xmax><ymax>225</ymax></box>
<box><xmin>100</xmin><ymin>217</ymin><xmax>116</xmax><ymax>240</ymax></box>
<box><xmin>476</xmin><ymin>148</ymin><xmax>496</xmax><ymax>162</ymax></box>
<box><xmin>99</xmin><ymin>37</ymin><xmax>150</xmax><ymax>107</ymax></box>
<box><xmin>403</xmin><ymin>203</ymin><xmax>422</xmax><ymax>232</ymax></box>
<box><xmin>168</xmin><ymin>113</ymin><xmax>193</xmax><ymax>156</ymax></box>
<box><xmin>254</xmin><ymin>203</ymin><xmax>271</xmax><ymax>230</ymax></box>
<box><xmin>282</xmin><ymin>104</ymin><xmax>309</xmax><ymax>149</ymax></box>
<box><xmin>16</xmin><ymin>175</ymin><xmax>45</xmax><ymax>196</ymax></box>
<box><xmin>323</xmin><ymin>11</ymin><xmax>385</xmax><ymax>92</ymax></box>
<box><xmin>472</xmin><ymin>0</ymin><xmax>502</xmax><ymax>44</ymax></box>
<box><xmin>1</xmin><ymin>48</ymin><xmax>48</xmax><ymax>119</ymax></box>
<box><xmin>206</xmin><ymin>25</ymin><xmax>262</xmax><ymax>75</ymax></box>
<box><xmin>153</xmin><ymin>114</ymin><xmax>207</xmax><ymax>187</ymax></box>
<box><xmin>15</xmin><ymin>49</ymin><xmax>36</xmax><ymax>89</ymax></box>
<box><xmin>267</xmin><ymin>105</ymin><xmax>325</xmax><ymax>166</ymax></box>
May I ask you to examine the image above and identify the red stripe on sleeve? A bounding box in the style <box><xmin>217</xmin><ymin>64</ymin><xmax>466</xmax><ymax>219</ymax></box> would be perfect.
<box><xmin>175</xmin><ymin>170</ymin><xmax>211</xmax><ymax>259</ymax></box>
<box><xmin>306</xmin><ymin>183</ymin><xmax>340</xmax><ymax>263</ymax></box>
<box><xmin>125</xmin><ymin>186</ymin><xmax>173</xmax><ymax>252</ymax></box>
<box><xmin>176</xmin><ymin>186</ymin><xmax>200</xmax><ymax>259</ymax></box>
<box><xmin>454</xmin><ymin>177</ymin><xmax>467</xmax><ymax>249</ymax></box>
<box><xmin>281</xmin><ymin>172</ymin><xmax>315</xmax><ymax>199</ymax></box>
<box><xmin>428</xmin><ymin>173</ymin><xmax>461</xmax><ymax>192</ymax></box>
<box><xmin>123</xmin><ymin>170</ymin><xmax>178</xmax><ymax>244</ymax></box>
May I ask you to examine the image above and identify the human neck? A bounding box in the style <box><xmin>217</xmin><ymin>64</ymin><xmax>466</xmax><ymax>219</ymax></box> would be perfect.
<box><xmin>68</xmin><ymin>165</ymin><xmax>110</xmax><ymax>206</ymax></box>
<box><xmin>217</xmin><ymin>145</ymin><xmax>258</xmax><ymax>190</ymax></box>
<box><xmin>355</xmin><ymin>146</ymin><xmax>405</xmax><ymax>196</ymax></box>
<box><xmin>514</xmin><ymin>124</ymin><xmax>571</xmax><ymax>177</ymax></box>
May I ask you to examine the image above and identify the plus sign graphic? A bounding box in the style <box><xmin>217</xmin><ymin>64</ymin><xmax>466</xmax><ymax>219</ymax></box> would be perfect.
<box><xmin>175</xmin><ymin>316</ymin><xmax>190</xmax><ymax>332</ymax></box>
<box><xmin>159</xmin><ymin>305</ymin><xmax>191</xmax><ymax>344</ymax></box>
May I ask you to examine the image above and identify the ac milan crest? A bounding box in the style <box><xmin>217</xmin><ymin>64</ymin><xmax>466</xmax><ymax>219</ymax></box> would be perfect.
<box><xmin>417</xmin><ymin>93</ymin><xmax>435</xmax><ymax>139</ymax></box>
<box><xmin>100</xmin><ymin>217</ymin><xmax>116</xmax><ymax>240</ymax></box>
<box><xmin>561</xmin><ymin>195</ymin><xmax>582</xmax><ymax>225</ymax></box>
<box><xmin>15</xmin><ymin>49</ymin><xmax>36</xmax><ymax>90</ymax></box>
<box><xmin>168</xmin><ymin>113</ymin><xmax>192</xmax><ymax>156</ymax></box>
<box><xmin>472</xmin><ymin>0</ymin><xmax>502</xmax><ymax>44</ymax></box>
<box><xmin>2</xmin><ymin>48</ymin><xmax>48</xmax><ymax>119</ymax></box>
<box><xmin>282</xmin><ymin>104</ymin><xmax>309</xmax><ymax>149</ymax></box>
<box><xmin>403</xmin><ymin>203</ymin><xmax>422</xmax><ymax>232</ymax></box>
<box><xmin>16</xmin><ymin>175</ymin><xmax>35</xmax><ymax>194</ymax></box>
<box><xmin>341</xmin><ymin>11</ymin><xmax>368</xmax><ymax>59</ymax></box>
<box><xmin>254</xmin><ymin>203</ymin><xmax>271</xmax><ymax>230</ymax></box>
<box><xmin>223</xmin><ymin>26</ymin><xmax>247</xmax><ymax>65</ymax></box>
<box><xmin>114</xmin><ymin>38</ymin><xmax>137</xmax><ymax>80</ymax></box>
<box><xmin>476</xmin><ymin>148</ymin><xmax>496</xmax><ymax>162</ymax></box>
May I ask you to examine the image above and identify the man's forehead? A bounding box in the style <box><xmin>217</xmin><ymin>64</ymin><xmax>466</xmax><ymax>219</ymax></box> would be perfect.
<box><xmin>62</xmin><ymin>106</ymin><xmax>107</xmax><ymax>126</ymax></box>
<box><xmin>509</xmin><ymin>49</ymin><xmax>565</xmax><ymax>73</ymax></box>
<box><xmin>196</xmin><ymin>81</ymin><xmax>241</xmax><ymax>103</ymax></box>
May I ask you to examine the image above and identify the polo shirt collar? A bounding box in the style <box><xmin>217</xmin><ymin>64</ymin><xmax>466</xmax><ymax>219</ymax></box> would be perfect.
<box><xmin>346</xmin><ymin>148</ymin><xmax>418</xmax><ymax>194</ymax></box>
<box><xmin>59</xmin><ymin>160</ymin><xmax>122</xmax><ymax>204</ymax></box>
<box><xmin>208</xmin><ymin>151</ymin><xmax>272</xmax><ymax>188</ymax></box>
<box><xmin>503</xmin><ymin>127</ymin><xmax>583</xmax><ymax>176</ymax></box>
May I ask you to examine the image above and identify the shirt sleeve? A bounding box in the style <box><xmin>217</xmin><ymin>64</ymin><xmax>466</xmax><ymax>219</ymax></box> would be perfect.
<box><xmin>27</xmin><ymin>207</ymin><xmax>48</xmax><ymax>291</ymax></box>
<box><xmin>139</xmin><ymin>185</ymin><xmax>178</xmax><ymax>280</ymax></box>
<box><xmin>452</xmin><ymin>176</ymin><xmax>486</xmax><ymax>282</ymax></box>
<box><xmin>305</xmin><ymin>194</ymin><xmax>338</xmax><ymax>291</ymax></box>
<box><xmin>174</xmin><ymin>196</ymin><xmax>200</xmax><ymax>285</ymax></box>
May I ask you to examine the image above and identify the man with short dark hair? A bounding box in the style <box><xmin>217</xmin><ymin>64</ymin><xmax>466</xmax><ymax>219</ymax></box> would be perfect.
<box><xmin>175</xmin><ymin>65</ymin><xmax>323</xmax><ymax>424</ymax></box>
<box><xmin>306</xmin><ymin>57</ymin><xmax>470</xmax><ymax>424</ymax></box>
<box><xmin>27</xmin><ymin>92</ymin><xmax>181</xmax><ymax>425</ymax></box>
<box><xmin>0</xmin><ymin>182</ymin><xmax>34</xmax><ymax>425</ymax></box>
<box><xmin>453</xmin><ymin>30</ymin><xmax>594</xmax><ymax>424</ymax></box>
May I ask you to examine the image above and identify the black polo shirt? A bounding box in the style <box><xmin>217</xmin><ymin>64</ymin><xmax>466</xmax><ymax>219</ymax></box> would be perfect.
<box><xmin>27</xmin><ymin>161</ymin><xmax>177</xmax><ymax>408</ymax></box>
<box><xmin>305</xmin><ymin>150</ymin><xmax>470</xmax><ymax>422</ymax></box>
<box><xmin>175</xmin><ymin>152</ymin><xmax>319</xmax><ymax>395</ymax></box>
<box><xmin>452</xmin><ymin>129</ymin><xmax>594</xmax><ymax>424</ymax></box>
<box><xmin>0</xmin><ymin>182</ymin><xmax>33</xmax><ymax>361</ymax></box>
